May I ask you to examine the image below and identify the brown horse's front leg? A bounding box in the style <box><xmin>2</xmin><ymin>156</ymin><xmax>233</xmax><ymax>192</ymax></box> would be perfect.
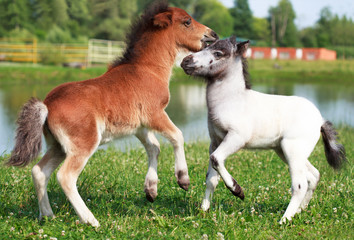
<box><xmin>135</xmin><ymin>128</ymin><xmax>160</xmax><ymax>202</ymax></box>
<box><xmin>149</xmin><ymin>111</ymin><xmax>190</xmax><ymax>191</ymax></box>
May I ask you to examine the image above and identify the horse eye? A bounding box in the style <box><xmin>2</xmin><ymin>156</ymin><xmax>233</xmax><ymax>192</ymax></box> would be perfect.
<box><xmin>184</xmin><ymin>18</ymin><xmax>191</xmax><ymax>27</ymax></box>
<box><xmin>214</xmin><ymin>51</ymin><xmax>223</xmax><ymax>58</ymax></box>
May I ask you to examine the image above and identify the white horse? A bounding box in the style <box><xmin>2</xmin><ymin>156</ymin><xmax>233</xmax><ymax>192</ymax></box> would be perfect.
<box><xmin>181</xmin><ymin>36</ymin><xmax>346</xmax><ymax>223</ymax></box>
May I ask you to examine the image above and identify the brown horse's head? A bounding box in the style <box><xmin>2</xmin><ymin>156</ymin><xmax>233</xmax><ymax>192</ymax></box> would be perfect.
<box><xmin>111</xmin><ymin>2</ymin><xmax>219</xmax><ymax>68</ymax></box>
<box><xmin>153</xmin><ymin>7</ymin><xmax>219</xmax><ymax>52</ymax></box>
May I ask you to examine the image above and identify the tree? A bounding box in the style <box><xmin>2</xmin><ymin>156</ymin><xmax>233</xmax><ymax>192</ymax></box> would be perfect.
<box><xmin>269</xmin><ymin>0</ymin><xmax>299</xmax><ymax>47</ymax></box>
<box><xmin>33</xmin><ymin>0</ymin><xmax>69</xmax><ymax>29</ymax></box>
<box><xmin>0</xmin><ymin>0</ymin><xmax>34</xmax><ymax>36</ymax></box>
<box><xmin>67</xmin><ymin>0</ymin><xmax>91</xmax><ymax>39</ymax></box>
<box><xmin>194</xmin><ymin>0</ymin><xmax>233</xmax><ymax>38</ymax></box>
<box><xmin>252</xmin><ymin>17</ymin><xmax>271</xmax><ymax>45</ymax></box>
<box><xmin>88</xmin><ymin>0</ymin><xmax>137</xmax><ymax>40</ymax></box>
<box><xmin>229</xmin><ymin>0</ymin><xmax>253</xmax><ymax>38</ymax></box>
<box><xmin>299</xmin><ymin>27</ymin><xmax>318</xmax><ymax>47</ymax></box>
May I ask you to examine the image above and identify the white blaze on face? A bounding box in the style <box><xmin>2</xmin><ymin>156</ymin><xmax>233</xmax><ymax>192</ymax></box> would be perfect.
<box><xmin>191</xmin><ymin>50</ymin><xmax>215</xmax><ymax>70</ymax></box>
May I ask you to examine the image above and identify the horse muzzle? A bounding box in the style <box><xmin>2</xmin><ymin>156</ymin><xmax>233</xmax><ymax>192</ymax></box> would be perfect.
<box><xmin>181</xmin><ymin>55</ymin><xmax>196</xmax><ymax>75</ymax></box>
<box><xmin>201</xmin><ymin>30</ymin><xmax>219</xmax><ymax>49</ymax></box>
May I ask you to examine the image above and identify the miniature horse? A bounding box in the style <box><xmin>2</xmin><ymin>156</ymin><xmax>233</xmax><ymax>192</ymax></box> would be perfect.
<box><xmin>181</xmin><ymin>37</ymin><xmax>346</xmax><ymax>223</ymax></box>
<box><xmin>7</xmin><ymin>2</ymin><xmax>218</xmax><ymax>227</ymax></box>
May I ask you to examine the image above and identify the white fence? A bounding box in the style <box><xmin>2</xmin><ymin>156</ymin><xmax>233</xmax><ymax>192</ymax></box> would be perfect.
<box><xmin>87</xmin><ymin>39</ymin><xmax>125</xmax><ymax>66</ymax></box>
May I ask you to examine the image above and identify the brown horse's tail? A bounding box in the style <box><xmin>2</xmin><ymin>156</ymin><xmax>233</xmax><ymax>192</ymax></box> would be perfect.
<box><xmin>6</xmin><ymin>98</ymin><xmax>48</xmax><ymax>167</ymax></box>
<box><xmin>321</xmin><ymin>121</ymin><xmax>346</xmax><ymax>169</ymax></box>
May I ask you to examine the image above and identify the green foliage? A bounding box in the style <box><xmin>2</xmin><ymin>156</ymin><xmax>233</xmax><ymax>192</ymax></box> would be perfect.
<box><xmin>298</xmin><ymin>7</ymin><xmax>354</xmax><ymax>57</ymax></box>
<box><xmin>0</xmin><ymin>128</ymin><xmax>352</xmax><ymax>238</ymax></box>
<box><xmin>299</xmin><ymin>27</ymin><xmax>318</xmax><ymax>47</ymax></box>
<box><xmin>88</xmin><ymin>0</ymin><xmax>137</xmax><ymax>41</ymax></box>
<box><xmin>230</xmin><ymin>0</ymin><xmax>253</xmax><ymax>38</ymax></box>
<box><xmin>328</xmin><ymin>46</ymin><xmax>354</xmax><ymax>59</ymax></box>
<box><xmin>194</xmin><ymin>0</ymin><xmax>233</xmax><ymax>38</ymax></box>
<box><xmin>0</xmin><ymin>0</ymin><xmax>34</xmax><ymax>35</ymax></box>
<box><xmin>5</xmin><ymin>28</ymin><xmax>36</xmax><ymax>42</ymax></box>
<box><xmin>269</xmin><ymin>0</ymin><xmax>299</xmax><ymax>47</ymax></box>
<box><xmin>252</xmin><ymin>17</ymin><xmax>271</xmax><ymax>45</ymax></box>
<box><xmin>39</xmin><ymin>46</ymin><xmax>67</xmax><ymax>66</ymax></box>
<box><xmin>45</xmin><ymin>25</ymin><xmax>72</xmax><ymax>43</ymax></box>
<box><xmin>0</xmin><ymin>0</ymin><xmax>353</xmax><ymax>52</ymax></box>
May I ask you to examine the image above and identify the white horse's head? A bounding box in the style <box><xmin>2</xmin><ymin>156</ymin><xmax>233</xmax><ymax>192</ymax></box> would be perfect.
<box><xmin>181</xmin><ymin>36</ymin><xmax>249</xmax><ymax>79</ymax></box>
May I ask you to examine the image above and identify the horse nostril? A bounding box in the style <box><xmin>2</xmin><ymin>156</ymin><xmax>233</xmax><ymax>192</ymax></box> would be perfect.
<box><xmin>181</xmin><ymin>55</ymin><xmax>194</xmax><ymax>69</ymax></box>
<box><xmin>183</xmin><ymin>55</ymin><xmax>193</xmax><ymax>64</ymax></box>
<box><xmin>211</xmin><ymin>31</ymin><xmax>219</xmax><ymax>40</ymax></box>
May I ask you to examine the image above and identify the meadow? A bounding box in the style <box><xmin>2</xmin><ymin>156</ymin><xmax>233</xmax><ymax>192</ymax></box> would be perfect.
<box><xmin>0</xmin><ymin>59</ymin><xmax>353</xmax><ymax>86</ymax></box>
<box><xmin>0</xmin><ymin>127</ymin><xmax>352</xmax><ymax>239</ymax></box>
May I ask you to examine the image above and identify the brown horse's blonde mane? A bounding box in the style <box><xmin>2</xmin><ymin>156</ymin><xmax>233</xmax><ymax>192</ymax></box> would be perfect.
<box><xmin>111</xmin><ymin>1</ymin><xmax>169</xmax><ymax>68</ymax></box>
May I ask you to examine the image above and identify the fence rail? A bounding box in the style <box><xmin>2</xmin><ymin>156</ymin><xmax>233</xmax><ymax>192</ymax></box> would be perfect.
<box><xmin>0</xmin><ymin>38</ymin><xmax>125</xmax><ymax>66</ymax></box>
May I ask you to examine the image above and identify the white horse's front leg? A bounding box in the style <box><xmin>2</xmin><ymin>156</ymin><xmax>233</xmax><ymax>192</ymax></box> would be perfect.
<box><xmin>210</xmin><ymin>132</ymin><xmax>245</xmax><ymax>200</ymax></box>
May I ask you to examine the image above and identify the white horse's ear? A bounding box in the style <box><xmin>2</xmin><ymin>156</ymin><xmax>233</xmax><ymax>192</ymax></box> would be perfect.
<box><xmin>236</xmin><ymin>40</ymin><xmax>250</xmax><ymax>55</ymax></box>
<box><xmin>229</xmin><ymin>36</ymin><xmax>237</xmax><ymax>46</ymax></box>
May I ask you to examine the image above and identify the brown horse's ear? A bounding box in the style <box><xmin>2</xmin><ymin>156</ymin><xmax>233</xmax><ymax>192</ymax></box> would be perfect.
<box><xmin>153</xmin><ymin>11</ymin><xmax>172</xmax><ymax>28</ymax></box>
<box><xmin>236</xmin><ymin>40</ymin><xmax>250</xmax><ymax>55</ymax></box>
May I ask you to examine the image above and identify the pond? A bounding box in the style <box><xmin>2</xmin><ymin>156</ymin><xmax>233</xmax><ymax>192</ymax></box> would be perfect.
<box><xmin>0</xmin><ymin>78</ymin><xmax>353</xmax><ymax>154</ymax></box>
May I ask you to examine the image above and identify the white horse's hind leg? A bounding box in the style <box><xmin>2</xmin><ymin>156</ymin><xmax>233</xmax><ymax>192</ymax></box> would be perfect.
<box><xmin>279</xmin><ymin>139</ymin><xmax>309</xmax><ymax>224</ymax></box>
<box><xmin>32</xmin><ymin>144</ymin><xmax>65</xmax><ymax>219</ymax></box>
<box><xmin>202</xmin><ymin>160</ymin><xmax>220</xmax><ymax>211</ymax></box>
<box><xmin>135</xmin><ymin>128</ymin><xmax>160</xmax><ymax>202</ymax></box>
<box><xmin>299</xmin><ymin>161</ymin><xmax>320</xmax><ymax>210</ymax></box>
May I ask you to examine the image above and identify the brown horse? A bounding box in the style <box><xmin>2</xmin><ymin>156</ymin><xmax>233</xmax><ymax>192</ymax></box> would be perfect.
<box><xmin>6</xmin><ymin>2</ymin><xmax>218</xmax><ymax>227</ymax></box>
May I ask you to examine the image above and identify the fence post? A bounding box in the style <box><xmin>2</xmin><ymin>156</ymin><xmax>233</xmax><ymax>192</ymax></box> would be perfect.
<box><xmin>87</xmin><ymin>39</ymin><xmax>92</xmax><ymax>67</ymax></box>
<box><xmin>33</xmin><ymin>38</ymin><xmax>37</xmax><ymax>64</ymax></box>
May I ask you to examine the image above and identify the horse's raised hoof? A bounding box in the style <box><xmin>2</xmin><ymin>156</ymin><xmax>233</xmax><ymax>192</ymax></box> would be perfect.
<box><xmin>144</xmin><ymin>187</ymin><xmax>157</xmax><ymax>203</ymax></box>
<box><xmin>227</xmin><ymin>179</ymin><xmax>245</xmax><ymax>200</ymax></box>
<box><xmin>87</xmin><ymin>218</ymin><xmax>100</xmax><ymax>228</ymax></box>
<box><xmin>201</xmin><ymin>199</ymin><xmax>211</xmax><ymax>212</ymax></box>
<box><xmin>144</xmin><ymin>179</ymin><xmax>158</xmax><ymax>202</ymax></box>
<box><xmin>176</xmin><ymin>170</ymin><xmax>190</xmax><ymax>191</ymax></box>
<box><xmin>145</xmin><ymin>192</ymin><xmax>155</xmax><ymax>202</ymax></box>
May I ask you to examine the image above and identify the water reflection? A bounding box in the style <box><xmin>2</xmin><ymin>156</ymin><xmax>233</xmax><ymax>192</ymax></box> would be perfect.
<box><xmin>1</xmin><ymin>80</ymin><xmax>353</xmax><ymax>154</ymax></box>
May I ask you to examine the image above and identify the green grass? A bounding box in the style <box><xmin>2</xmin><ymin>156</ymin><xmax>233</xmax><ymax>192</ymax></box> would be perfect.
<box><xmin>0</xmin><ymin>128</ymin><xmax>352</xmax><ymax>239</ymax></box>
<box><xmin>248</xmin><ymin>59</ymin><xmax>354</xmax><ymax>84</ymax></box>
<box><xmin>172</xmin><ymin>59</ymin><xmax>354</xmax><ymax>84</ymax></box>
<box><xmin>0</xmin><ymin>65</ymin><xmax>106</xmax><ymax>86</ymax></box>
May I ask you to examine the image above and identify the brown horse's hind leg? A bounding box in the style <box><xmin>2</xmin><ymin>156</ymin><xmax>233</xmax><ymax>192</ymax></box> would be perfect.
<box><xmin>149</xmin><ymin>111</ymin><xmax>190</xmax><ymax>191</ymax></box>
<box><xmin>32</xmin><ymin>141</ymin><xmax>65</xmax><ymax>219</ymax></box>
<box><xmin>57</xmin><ymin>147</ymin><xmax>99</xmax><ymax>227</ymax></box>
<box><xmin>135</xmin><ymin>128</ymin><xmax>160</xmax><ymax>202</ymax></box>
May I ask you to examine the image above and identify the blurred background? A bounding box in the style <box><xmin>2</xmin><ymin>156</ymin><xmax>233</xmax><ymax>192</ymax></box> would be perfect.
<box><xmin>0</xmin><ymin>0</ymin><xmax>353</xmax><ymax>57</ymax></box>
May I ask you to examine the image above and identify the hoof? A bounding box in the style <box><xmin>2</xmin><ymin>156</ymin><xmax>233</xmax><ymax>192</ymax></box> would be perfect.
<box><xmin>178</xmin><ymin>179</ymin><xmax>190</xmax><ymax>191</ymax></box>
<box><xmin>89</xmin><ymin>218</ymin><xmax>100</xmax><ymax>228</ymax></box>
<box><xmin>201</xmin><ymin>199</ymin><xmax>210</xmax><ymax>212</ymax></box>
<box><xmin>176</xmin><ymin>170</ymin><xmax>190</xmax><ymax>191</ymax></box>
<box><xmin>227</xmin><ymin>179</ymin><xmax>244</xmax><ymax>200</ymax></box>
<box><xmin>145</xmin><ymin>192</ymin><xmax>156</xmax><ymax>202</ymax></box>
<box><xmin>39</xmin><ymin>213</ymin><xmax>55</xmax><ymax>220</ymax></box>
<box><xmin>144</xmin><ymin>180</ymin><xmax>158</xmax><ymax>202</ymax></box>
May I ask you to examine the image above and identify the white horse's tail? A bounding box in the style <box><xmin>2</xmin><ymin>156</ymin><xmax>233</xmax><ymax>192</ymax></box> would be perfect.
<box><xmin>320</xmin><ymin>121</ymin><xmax>346</xmax><ymax>169</ymax></box>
